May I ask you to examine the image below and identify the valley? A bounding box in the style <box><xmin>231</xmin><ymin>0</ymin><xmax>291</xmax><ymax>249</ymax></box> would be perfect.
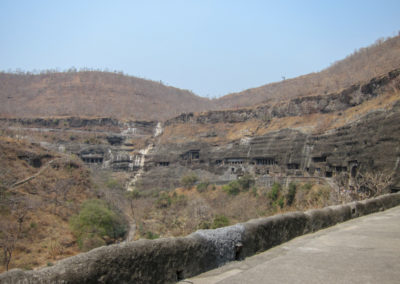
<box><xmin>1</xmin><ymin>36</ymin><xmax>400</xmax><ymax>274</ymax></box>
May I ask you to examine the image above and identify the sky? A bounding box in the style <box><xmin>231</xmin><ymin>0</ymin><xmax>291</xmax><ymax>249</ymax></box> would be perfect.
<box><xmin>0</xmin><ymin>0</ymin><xmax>399</xmax><ymax>98</ymax></box>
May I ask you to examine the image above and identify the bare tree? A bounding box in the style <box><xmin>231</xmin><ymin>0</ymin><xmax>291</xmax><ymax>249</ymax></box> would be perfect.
<box><xmin>126</xmin><ymin>190</ymin><xmax>140</xmax><ymax>219</ymax></box>
<box><xmin>52</xmin><ymin>178</ymin><xmax>75</xmax><ymax>205</ymax></box>
<box><xmin>352</xmin><ymin>171</ymin><xmax>393</xmax><ymax>199</ymax></box>
<box><xmin>0</xmin><ymin>221</ymin><xmax>19</xmax><ymax>271</ymax></box>
<box><xmin>333</xmin><ymin>172</ymin><xmax>351</xmax><ymax>203</ymax></box>
<box><xmin>0</xmin><ymin>196</ymin><xmax>35</xmax><ymax>271</ymax></box>
<box><xmin>334</xmin><ymin>170</ymin><xmax>393</xmax><ymax>202</ymax></box>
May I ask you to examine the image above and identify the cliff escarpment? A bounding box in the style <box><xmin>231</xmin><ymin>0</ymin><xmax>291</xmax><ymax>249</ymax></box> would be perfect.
<box><xmin>137</xmin><ymin>69</ymin><xmax>400</xmax><ymax>191</ymax></box>
<box><xmin>2</xmin><ymin>69</ymin><xmax>399</xmax><ymax>193</ymax></box>
<box><xmin>166</xmin><ymin>68</ymin><xmax>400</xmax><ymax>126</ymax></box>
<box><xmin>2</xmin><ymin>36</ymin><xmax>400</xmax><ymax>122</ymax></box>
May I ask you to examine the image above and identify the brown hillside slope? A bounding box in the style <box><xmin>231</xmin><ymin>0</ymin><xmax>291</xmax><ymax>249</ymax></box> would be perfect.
<box><xmin>0</xmin><ymin>71</ymin><xmax>213</xmax><ymax>121</ymax></box>
<box><xmin>1</xmin><ymin>35</ymin><xmax>400</xmax><ymax>120</ymax></box>
<box><xmin>0</xmin><ymin>137</ymin><xmax>94</xmax><ymax>272</ymax></box>
<box><xmin>216</xmin><ymin>34</ymin><xmax>400</xmax><ymax>109</ymax></box>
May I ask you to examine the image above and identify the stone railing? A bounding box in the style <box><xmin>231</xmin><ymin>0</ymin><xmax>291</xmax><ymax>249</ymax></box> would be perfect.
<box><xmin>1</xmin><ymin>192</ymin><xmax>400</xmax><ymax>284</ymax></box>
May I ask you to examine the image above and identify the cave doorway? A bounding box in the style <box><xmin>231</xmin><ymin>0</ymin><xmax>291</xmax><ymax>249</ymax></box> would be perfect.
<box><xmin>351</xmin><ymin>166</ymin><xmax>358</xmax><ymax>178</ymax></box>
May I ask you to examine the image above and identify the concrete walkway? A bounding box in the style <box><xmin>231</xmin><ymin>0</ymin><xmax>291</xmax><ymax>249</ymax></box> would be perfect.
<box><xmin>181</xmin><ymin>206</ymin><xmax>400</xmax><ymax>284</ymax></box>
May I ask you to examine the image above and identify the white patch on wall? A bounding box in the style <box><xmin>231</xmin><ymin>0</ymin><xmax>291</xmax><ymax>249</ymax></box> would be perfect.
<box><xmin>102</xmin><ymin>149</ymin><xmax>113</xmax><ymax>168</ymax></box>
<box><xmin>127</xmin><ymin>144</ymin><xmax>154</xmax><ymax>191</ymax></box>
<box><xmin>154</xmin><ymin>122</ymin><xmax>163</xmax><ymax>137</ymax></box>
<box><xmin>134</xmin><ymin>155</ymin><xmax>142</xmax><ymax>166</ymax></box>
<box><xmin>240</xmin><ymin>136</ymin><xmax>252</xmax><ymax>146</ymax></box>
<box><xmin>122</xmin><ymin>127</ymin><xmax>137</xmax><ymax>135</ymax></box>
<box><xmin>394</xmin><ymin>156</ymin><xmax>400</xmax><ymax>171</ymax></box>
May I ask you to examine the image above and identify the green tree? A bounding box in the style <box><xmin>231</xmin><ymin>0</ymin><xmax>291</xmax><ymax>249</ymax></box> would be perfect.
<box><xmin>286</xmin><ymin>182</ymin><xmax>297</xmax><ymax>206</ymax></box>
<box><xmin>211</xmin><ymin>215</ymin><xmax>230</xmax><ymax>229</ymax></box>
<box><xmin>277</xmin><ymin>196</ymin><xmax>285</xmax><ymax>209</ymax></box>
<box><xmin>237</xmin><ymin>173</ymin><xmax>255</xmax><ymax>191</ymax></box>
<box><xmin>268</xmin><ymin>182</ymin><xmax>282</xmax><ymax>201</ymax></box>
<box><xmin>126</xmin><ymin>189</ymin><xmax>140</xmax><ymax>218</ymax></box>
<box><xmin>196</xmin><ymin>181</ymin><xmax>210</xmax><ymax>193</ymax></box>
<box><xmin>145</xmin><ymin>231</ymin><xmax>160</xmax><ymax>239</ymax></box>
<box><xmin>69</xmin><ymin>199</ymin><xmax>127</xmax><ymax>251</ymax></box>
<box><xmin>222</xmin><ymin>180</ymin><xmax>241</xmax><ymax>196</ymax></box>
<box><xmin>180</xmin><ymin>174</ymin><xmax>198</xmax><ymax>189</ymax></box>
<box><xmin>156</xmin><ymin>192</ymin><xmax>171</xmax><ymax>208</ymax></box>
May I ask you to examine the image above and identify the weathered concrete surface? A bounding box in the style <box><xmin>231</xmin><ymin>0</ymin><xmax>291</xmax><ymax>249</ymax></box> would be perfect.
<box><xmin>183</xmin><ymin>205</ymin><xmax>400</xmax><ymax>284</ymax></box>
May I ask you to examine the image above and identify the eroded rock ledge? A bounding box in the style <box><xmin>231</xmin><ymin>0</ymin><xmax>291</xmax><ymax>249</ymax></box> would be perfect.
<box><xmin>165</xmin><ymin>68</ymin><xmax>400</xmax><ymax>125</ymax></box>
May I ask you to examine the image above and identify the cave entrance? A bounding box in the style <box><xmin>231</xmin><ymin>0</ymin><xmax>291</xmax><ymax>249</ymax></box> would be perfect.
<box><xmin>312</xmin><ymin>156</ymin><xmax>327</xmax><ymax>163</ymax></box>
<box><xmin>190</xmin><ymin>150</ymin><xmax>200</xmax><ymax>160</ymax></box>
<box><xmin>32</xmin><ymin>158</ymin><xmax>42</xmax><ymax>168</ymax></box>
<box><xmin>181</xmin><ymin>150</ymin><xmax>200</xmax><ymax>161</ymax></box>
<box><xmin>226</xmin><ymin>158</ymin><xmax>245</xmax><ymax>165</ymax></box>
<box><xmin>287</xmin><ymin>163</ymin><xmax>299</xmax><ymax>169</ymax></box>
<box><xmin>255</xmin><ymin>158</ymin><xmax>276</xmax><ymax>165</ymax></box>
<box><xmin>335</xmin><ymin>166</ymin><xmax>347</xmax><ymax>172</ymax></box>
<box><xmin>351</xmin><ymin>166</ymin><xmax>358</xmax><ymax>178</ymax></box>
<box><xmin>81</xmin><ymin>156</ymin><xmax>103</xmax><ymax>164</ymax></box>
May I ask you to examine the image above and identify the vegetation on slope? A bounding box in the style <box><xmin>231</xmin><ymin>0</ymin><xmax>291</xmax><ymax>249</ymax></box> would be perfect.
<box><xmin>128</xmin><ymin>177</ymin><xmax>335</xmax><ymax>239</ymax></box>
<box><xmin>0</xmin><ymin>35</ymin><xmax>399</xmax><ymax>120</ymax></box>
<box><xmin>0</xmin><ymin>71</ymin><xmax>213</xmax><ymax>121</ymax></box>
<box><xmin>69</xmin><ymin>199</ymin><xmax>127</xmax><ymax>251</ymax></box>
<box><xmin>0</xmin><ymin>34</ymin><xmax>399</xmax><ymax>273</ymax></box>
<box><xmin>0</xmin><ymin>137</ymin><xmax>127</xmax><ymax>272</ymax></box>
<box><xmin>160</xmin><ymin>77</ymin><xmax>400</xmax><ymax>145</ymax></box>
<box><xmin>216</xmin><ymin>34</ymin><xmax>400</xmax><ymax>108</ymax></box>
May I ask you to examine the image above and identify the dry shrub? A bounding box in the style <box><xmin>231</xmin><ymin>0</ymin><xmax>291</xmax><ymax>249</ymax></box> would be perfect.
<box><xmin>48</xmin><ymin>240</ymin><xmax>64</xmax><ymax>260</ymax></box>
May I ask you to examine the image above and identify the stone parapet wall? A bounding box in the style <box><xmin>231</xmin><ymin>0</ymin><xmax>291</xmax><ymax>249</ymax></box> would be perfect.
<box><xmin>2</xmin><ymin>193</ymin><xmax>400</xmax><ymax>284</ymax></box>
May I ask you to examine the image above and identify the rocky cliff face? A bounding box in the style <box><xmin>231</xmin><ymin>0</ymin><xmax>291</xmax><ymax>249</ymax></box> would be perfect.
<box><xmin>2</xmin><ymin>69</ymin><xmax>399</xmax><ymax>193</ymax></box>
<box><xmin>0</xmin><ymin>117</ymin><xmax>157</xmax><ymax>133</ymax></box>
<box><xmin>135</xmin><ymin>69</ymin><xmax>400</xmax><ymax>191</ymax></box>
<box><xmin>139</xmin><ymin>107</ymin><xmax>400</xmax><ymax>190</ymax></box>
<box><xmin>166</xmin><ymin>69</ymin><xmax>400</xmax><ymax>125</ymax></box>
<box><xmin>0</xmin><ymin>117</ymin><xmax>159</xmax><ymax>174</ymax></box>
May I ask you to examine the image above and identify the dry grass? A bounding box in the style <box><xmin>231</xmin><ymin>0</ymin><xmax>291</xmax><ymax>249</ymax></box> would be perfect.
<box><xmin>0</xmin><ymin>71</ymin><xmax>213</xmax><ymax>121</ymax></box>
<box><xmin>161</xmin><ymin>84</ymin><xmax>400</xmax><ymax>144</ymax></box>
<box><xmin>131</xmin><ymin>181</ymin><xmax>336</xmax><ymax>240</ymax></box>
<box><xmin>0</xmin><ymin>137</ymin><xmax>94</xmax><ymax>272</ymax></box>
<box><xmin>1</xmin><ymin>35</ymin><xmax>400</xmax><ymax>121</ymax></box>
<box><xmin>216</xmin><ymin>35</ymin><xmax>400</xmax><ymax>109</ymax></box>
<box><xmin>160</xmin><ymin>119</ymin><xmax>262</xmax><ymax>145</ymax></box>
<box><xmin>257</xmin><ymin>89</ymin><xmax>400</xmax><ymax>135</ymax></box>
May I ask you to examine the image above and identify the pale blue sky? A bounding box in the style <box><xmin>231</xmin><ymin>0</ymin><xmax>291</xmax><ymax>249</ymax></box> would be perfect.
<box><xmin>0</xmin><ymin>0</ymin><xmax>399</xmax><ymax>97</ymax></box>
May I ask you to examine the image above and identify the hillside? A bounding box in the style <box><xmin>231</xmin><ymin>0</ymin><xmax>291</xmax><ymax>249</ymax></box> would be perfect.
<box><xmin>0</xmin><ymin>71</ymin><xmax>213</xmax><ymax>121</ymax></box>
<box><xmin>1</xmin><ymin>35</ymin><xmax>400</xmax><ymax>121</ymax></box>
<box><xmin>216</xmin><ymin>34</ymin><xmax>400</xmax><ymax>109</ymax></box>
<box><xmin>0</xmin><ymin>36</ymin><xmax>400</xmax><ymax>271</ymax></box>
<box><xmin>0</xmin><ymin>137</ymin><xmax>95</xmax><ymax>272</ymax></box>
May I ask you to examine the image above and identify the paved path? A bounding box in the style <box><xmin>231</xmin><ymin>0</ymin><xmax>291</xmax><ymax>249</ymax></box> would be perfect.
<box><xmin>125</xmin><ymin>220</ymin><xmax>136</xmax><ymax>242</ymax></box>
<box><xmin>182</xmin><ymin>206</ymin><xmax>400</xmax><ymax>284</ymax></box>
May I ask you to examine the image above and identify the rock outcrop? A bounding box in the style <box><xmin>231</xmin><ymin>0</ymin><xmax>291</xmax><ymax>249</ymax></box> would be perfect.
<box><xmin>166</xmin><ymin>68</ymin><xmax>400</xmax><ymax>125</ymax></box>
<box><xmin>2</xmin><ymin>69</ymin><xmax>399</xmax><ymax>191</ymax></box>
<box><xmin>137</xmin><ymin>69</ymin><xmax>400</xmax><ymax>191</ymax></box>
<box><xmin>140</xmin><ymin>107</ymin><xmax>400</xmax><ymax>191</ymax></box>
